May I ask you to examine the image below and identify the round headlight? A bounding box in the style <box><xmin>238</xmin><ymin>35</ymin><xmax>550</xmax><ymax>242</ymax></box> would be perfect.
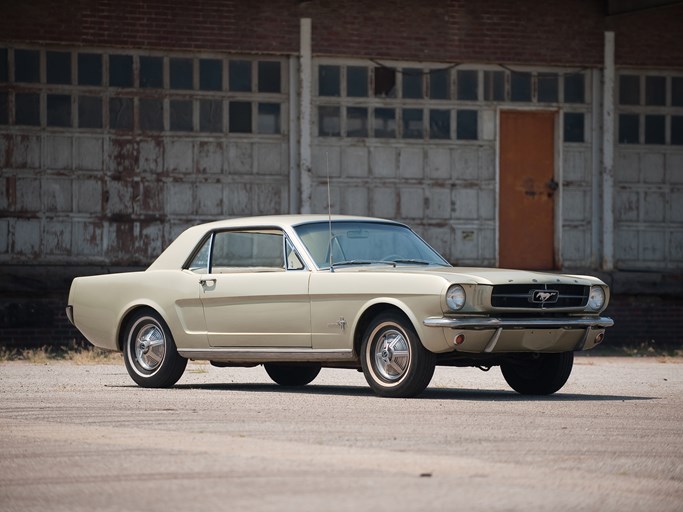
<box><xmin>446</xmin><ymin>285</ymin><xmax>466</xmax><ymax>311</ymax></box>
<box><xmin>587</xmin><ymin>286</ymin><xmax>605</xmax><ymax>311</ymax></box>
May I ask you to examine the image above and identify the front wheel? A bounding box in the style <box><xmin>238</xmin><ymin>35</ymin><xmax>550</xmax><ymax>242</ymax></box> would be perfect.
<box><xmin>501</xmin><ymin>352</ymin><xmax>574</xmax><ymax>395</ymax></box>
<box><xmin>264</xmin><ymin>363</ymin><xmax>321</xmax><ymax>387</ymax></box>
<box><xmin>360</xmin><ymin>313</ymin><xmax>435</xmax><ymax>398</ymax></box>
<box><xmin>123</xmin><ymin>310</ymin><xmax>187</xmax><ymax>388</ymax></box>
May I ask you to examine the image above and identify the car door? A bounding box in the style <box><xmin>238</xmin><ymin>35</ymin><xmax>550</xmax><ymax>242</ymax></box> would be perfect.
<box><xmin>190</xmin><ymin>229</ymin><xmax>312</xmax><ymax>347</ymax></box>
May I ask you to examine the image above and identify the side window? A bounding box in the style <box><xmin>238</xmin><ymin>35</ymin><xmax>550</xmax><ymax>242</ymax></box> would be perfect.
<box><xmin>286</xmin><ymin>239</ymin><xmax>305</xmax><ymax>270</ymax></box>
<box><xmin>211</xmin><ymin>230</ymin><xmax>285</xmax><ymax>270</ymax></box>
<box><xmin>187</xmin><ymin>237</ymin><xmax>211</xmax><ymax>274</ymax></box>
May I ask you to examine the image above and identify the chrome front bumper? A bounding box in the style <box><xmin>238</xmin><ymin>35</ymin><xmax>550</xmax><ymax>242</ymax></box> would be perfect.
<box><xmin>423</xmin><ymin>316</ymin><xmax>614</xmax><ymax>329</ymax></box>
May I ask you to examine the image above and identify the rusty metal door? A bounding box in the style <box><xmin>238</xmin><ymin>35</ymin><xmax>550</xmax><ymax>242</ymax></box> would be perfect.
<box><xmin>499</xmin><ymin>111</ymin><xmax>557</xmax><ymax>270</ymax></box>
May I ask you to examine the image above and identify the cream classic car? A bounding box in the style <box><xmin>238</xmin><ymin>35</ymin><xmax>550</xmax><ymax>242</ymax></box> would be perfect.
<box><xmin>67</xmin><ymin>215</ymin><xmax>613</xmax><ymax>398</ymax></box>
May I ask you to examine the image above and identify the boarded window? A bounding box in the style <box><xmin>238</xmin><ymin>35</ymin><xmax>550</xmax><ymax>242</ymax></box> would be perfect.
<box><xmin>109</xmin><ymin>97</ymin><xmax>133</xmax><ymax>130</ymax></box>
<box><xmin>537</xmin><ymin>73</ymin><xmax>559</xmax><ymax>103</ymax></box>
<box><xmin>347</xmin><ymin>66</ymin><xmax>368</xmax><ymax>97</ymax></box>
<box><xmin>456</xmin><ymin>110</ymin><xmax>478</xmax><ymax>140</ymax></box>
<box><xmin>258</xmin><ymin>103</ymin><xmax>280</xmax><ymax>134</ymax></box>
<box><xmin>644</xmin><ymin>115</ymin><xmax>665</xmax><ymax>144</ymax></box>
<box><xmin>564</xmin><ymin>73</ymin><xmax>585</xmax><ymax>103</ymax></box>
<box><xmin>78</xmin><ymin>53</ymin><xmax>102</xmax><ymax>86</ymax></box>
<box><xmin>374</xmin><ymin>67</ymin><xmax>396</xmax><ymax>98</ymax></box>
<box><xmin>347</xmin><ymin>107</ymin><xmax>368</xmax><ymax>137</ymax></box>
<box><xmin>140</xmin><ymin>56</ymin><xmax>163</xmax><ymax>88</ymax></box>
<box><xmin>374</xmin><ymin>108</ymin><xmax>396</xmax><ymax>138</ymax></box>
<box><xmin>139</xmin><ymin>98</ymin><xmax>163</xmax><ymax>131</ymax></box>
<box><xmin>563</xmin><ymin>112</ymin><xmax>584</xmax><ymax>143</ymax></box>
<box><xmin>47</xmin><ymin>94</ymin><xmax>71</xmax><ymax>127</ymax></box>
<box><xmin>200</xmin><ymin>99</ymin><xmax>223</xmax><ymax>132</ymax></box>
<box><xmin>78</xmin><ymin>96</ymin><xmax>102</xmax><ymax>128</ymax></box>
<box><xmin>15</xmin><ymin>49</ymin><xmax>40</xmax><ymax>83</ymax></box>
<box><xmin>318</xmin><ymin>106</ymin><xmax>340</xmax><ymax>137</ymax></box>
<box><xmin>672</xmin><ymin>116</ymin><xmax>683</xmax><ymax>145</ymax></box>
<box><xmin>258</xmin><ymin>61</ymin><xmax>280</xmax><ymax>93</ymax></box>
<box><xmin>429</xmin><ymin>69</ymin><xmax>449</xmax><ymax>100</ymax></box>
<box><xmin>457</xmin><ymin>70</ymin><xmax>478</xmax><ymax>100</ymax></box>
<box><xmin>645</xmin><ymin>76</ymin><xmax>666</xmax><ymax>106</ymax></box>
<box><xmin>618</xmin><ymin>114</ymin><xmax>639</xmax><ymax>144</ymax></box>
<box><xmin>510</xmin><ymin>72</ymin><xmax>531</xmax><ymax>102</ymax></box>
<box><xmin>319</xmin><ymin>65</ymin><xmax>340</xmax><ymax>96</ymax></box>
<box><xmin>229</xmin><ymin>101</ymin><xmax>252</xmax><ymax>133</ymax></box>
<box><xmin>109</xmin><ymin>55</ymin><xmax>133</xmax><ymax>87</ymax></box>
<box><xmin>402</xmin><ymin>108</ymin><xmax>423</xmax><ymax>138</ymax></box>
<box><xmin>15</xmin><ymin>93</ymin><xmax>40</xmax><ymax>125</ymax></box>
<box><xmin>170</xmin><ymin>99</ymin><xmax>193</xmax><ymax>131</ymax></box>
<box><xmin>402</xmin><ymin>68</ymin><xmax>422</xmax><ymax>99</ymax></box>
<box><xmin>200</xmin><ymin>59</ymin><xmax>222</xmax><ymax>91</ymax></box>
<box><xmin>619</xmin><ymin>75</ymin><xmax>640</xmax><ymax>105</ymax></box>
<box><xmin>170</xmin><ymin>58</ymin><xmax>193</xmax><ymax>90</ymax></box>
<box><xmin>229</xmin><ymin>60</ymin><xmax>252</xmax><ymax>92</ymax></box>
<box><xmin>484</xmin><ymin>71</ymin><xmax>505</xmax><ymax>101</ymax></box>
<box><xmin>429</xmin><ymin>109</ymin><xmax>450</xmax><ymax>139</ymax></box>
<box><xmin>46</xmin><ymin>51</ymin><xmax>71</xmax><ymax>85</ymax></box>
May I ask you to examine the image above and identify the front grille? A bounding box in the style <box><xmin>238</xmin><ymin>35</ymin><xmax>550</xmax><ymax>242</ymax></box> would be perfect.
<box><xmin>491</xmin><ymin>284</ymin><xmax>589</xmax><ymax>309</ymax></box>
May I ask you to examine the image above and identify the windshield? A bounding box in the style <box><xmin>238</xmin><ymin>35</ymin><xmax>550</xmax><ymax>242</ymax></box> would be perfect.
<box><xmin>294</xmin><ymin>221</ymin><xmax>450</xmax><ymax>269</ymax></box>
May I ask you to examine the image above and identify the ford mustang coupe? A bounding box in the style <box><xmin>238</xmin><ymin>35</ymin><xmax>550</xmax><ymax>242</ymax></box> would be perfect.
<box><xmin>67</xmin><ymin>215</ymin><xmax>613</xmax><ymax>398</ymax></box>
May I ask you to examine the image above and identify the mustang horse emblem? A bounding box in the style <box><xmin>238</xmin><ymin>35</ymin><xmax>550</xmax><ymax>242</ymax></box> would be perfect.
<box><xmin>531</xmin><ymin>290</ymin><xmax>560</xmax><ymax>303</ymax></box>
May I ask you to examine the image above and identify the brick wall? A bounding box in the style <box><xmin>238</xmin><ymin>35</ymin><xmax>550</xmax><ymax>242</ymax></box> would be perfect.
<box><xmin>1</xmin><ymin>1</ymin><xmax>681</xmax><ymax>68</ymax></box>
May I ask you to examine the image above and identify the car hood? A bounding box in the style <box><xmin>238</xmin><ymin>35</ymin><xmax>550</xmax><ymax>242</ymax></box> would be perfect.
<box><xmin>338</xmin><ymin>265</ymin><xmax>606</xmax><ymax>286</ymax></box>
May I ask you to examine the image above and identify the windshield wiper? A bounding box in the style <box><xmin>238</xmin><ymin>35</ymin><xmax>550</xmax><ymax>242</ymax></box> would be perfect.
<box><xmin>332</xmin><ymin>260</ymin><xmax>396</xmax><ymax>268</ymax></box>
<box><xmin>390</xmin><ymin>259</ymin><xmax>449</xmax><ymax>266</ymax></box>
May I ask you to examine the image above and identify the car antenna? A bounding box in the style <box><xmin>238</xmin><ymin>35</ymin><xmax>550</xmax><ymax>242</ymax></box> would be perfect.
<box><xmin>327</xmin><ymin>151</ymin><xmax>334</xmax><ymax>272</ymax></box>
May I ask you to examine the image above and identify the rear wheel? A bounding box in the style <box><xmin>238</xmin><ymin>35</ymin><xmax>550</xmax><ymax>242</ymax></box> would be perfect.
<box><xmin>123</xmin><ymin>310</ymin><xmax>187</xmax><ymax>388</ymax></box>
<box><xmin>501</xmin><ymin>352</ymin><xmax>574</xmax><ymax>395</ymax></box>
<box><xmin>264</xmin><ymin>363</ymin><xmax>321</xmax><ymax>387</ymax></box>
<box><xmin>360</xmin><ymin>313</ymin><xmax>435</xmax><ymax>398</ymax></box>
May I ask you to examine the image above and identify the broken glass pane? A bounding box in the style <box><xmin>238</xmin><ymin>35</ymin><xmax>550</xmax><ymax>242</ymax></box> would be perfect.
<box><xmin>258</xmin><ymin>61</ymin><xmax>280</xmax><ymax>93</ymax></box>
<box><xmin>564</xmin><ymin>73</ymin><xmax>585</xmax><ymax>103</ymax></box>
<box><xmin>429</xmin><ymin>69</ymin><xmax>449</xmax><ymax>100</ymax></box>
<box><xmin>644</xmin><ymin>115</ymin><xmax>665</xmax><ymax>144</ymax></box>
<box><xmin>170</xmin><ymin>99</ymin><xmax>193</xmax><ymax>131</ymax></box>
<box><xmin>198</xmin><ymin>99</ymin><xmax>222</xmax><ymax>132</ymax></box>
<box><xmin>109</xmin><ymin>54</ymin><xmax>133</xmax><ymax>87</ymax></box>
<box><xmin>402</xmin><ymin>108</ymin><xmax>423</xmax><ymax>138</ymax></box>
<box><xmin>109</xmin><ymin>97</ymin><xmax>133</xmax><ymax>130</ymax></box>
<box><xmin>140</xmin><ymin>56</ymin><xmax>163</xmax><ymax>88</ymax></box>
<box><xmin>537</xmin><ymin>73</ymin><xmax>558</xmax><ymax>103</ymax></box>
<box><xmin>511</xmin><ymin>72</ymin><xmax>531</xmax><ymax>102</ymax></box>
<box><xmin>347</xmin><ymin>107</ymin><xmax>368</xmax><ymax>137</ymax></box>
<box><xmin>457</xmin><ymin>70</ymin><xmax>478</xmax><ymax>100</ymax></box>
<box><xmin>672</xmin><ymin>116</ymin><xmax>683</xmax><ymax>145</ymax></box>
<box><xmin>563</xmin><ymin>112</ymin><xmax>584</xmax><ymax>143</ymax></box>
<box><xmin>47</xmin><ymin>94</ymin><xmax>71</xmax><ymax>127</ymax></box>
<box><xmin>429</xmin><ymin>109</ymin><xmax>450</xmax><ymax>139</ymax></box>
<box><xmin>229</xmin><ymin>60</ymin><xmax>251</xmax><ymax>92</ymax></box>
<box><xmin>457</xmin><ymin>110</ymin><xmax>478</xmax><ymax>140</ymax></box>
<box><xmin>402</xmin><ymin>68</ymin><xmax>422</xmax><ymax>99</ymax></box>
<box><xmin>619</xmin><ymin>75</ymin><xmax>640</xmax><ymax>105</ymax></box>
<box><xmin>78</xmin><ymin>95</ymin><xmax>102</xmax><ymax>128</ymax></box>
<box><xmin>139</xmin><ymin>98</ymin><xmax>164</xmax><ymax>131</ymax></box>
<box><xmin>47</xmin><ymin>51</ymin><xmax>71</xmax><ymax>85</ymax></box>
<box><xmin>318</xmin><ymin>106</ymin><xmax>340</xmax><ymax>137</ymax></box>
<box><xmin>347</xmin><ymin>66</ymin><xmax>368</xmax><ymax>97</ymax></box>
<box><xmin>229</xmin><ymin>101</ymin><xmax>252</xmax><ymax>133</ymax></box>
<box><xmin>484</xmin><ymin>71</ymin><xmax>505</xmax><ymax>101</ymax></box>
<box><xmin>258</xmin><ymin>103</ymin><xmax>280</xmax><ymax>134</ymax></box>
<box><xmin>200</xmin><ymin>59</ymin><xmax>222</xmax><ymax>91</ymax></box>
<box><xmin>15</xmin><ymin>49</ymin><xmax>40</xmax><ymax>83</ymax></box>
<box><xmin>374</xmin><ymin>67</ymin><xmax>396</xmax><ymax>98</ymax></box>
<box><xmin>374</xmin><ymin>108</ymin><xmax>396</xmax><ymax>138</ymax></box>
<box><xmin>78</xmin><ymin>53</ymin><xmax>102</xmax><ymax>86</ymax></box>
<box><xmin>319</xmin><ymin>65</ymin><xmax>340</xmax><ymax>96</ymax></box>
<box><xmin>645</xmin><ymin>76</ymin><xmax>666</xmax><ymax>106</ymax></box>
<box><xmin>15</xmin><ymin>93</ymin><xmax>40</xmax><ymax>125</ymax></box>
<box><xmin>618</xmin><ymin>114</ymin><xmax>639</xmax><ymax>144</ymax></box>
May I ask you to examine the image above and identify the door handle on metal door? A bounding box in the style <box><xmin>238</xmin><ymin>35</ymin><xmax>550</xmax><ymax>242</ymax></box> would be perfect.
<box><xmin>199</xmin><ymin>277</ymin><xmax>216</xmax><ymax>286</ymax></box>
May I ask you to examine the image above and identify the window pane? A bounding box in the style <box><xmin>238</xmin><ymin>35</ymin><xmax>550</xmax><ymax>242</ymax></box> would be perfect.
<box><xmin>15</xmin><ymin>93</ymin><xmax>40</xmax><ymax>125</ymax></box>
<box><xmin>78</xmin><ymin>53</ymin><xmax>102</xmax><ymax>86</ymax></box>
<box><xmin>564</xmin><ymin>73</ymin><xmax>585</xmax><ymax>103</ymax></box>
<box><xmin>15</xmin><ymin>49</ymin><xmax>40</xmax><ymax>83</ymax></box>
<box><xmin>170</xmin><ymin>58</ymin><xmax>193</xmax><ymax>90</ymax></box>
<box><xmin>619</xmin><ymin>75</ymin><xmax>640</xmax><ymax>105</ymax></box>
<box><xmin>484</xmin><ymin>71</ymin><xmax>505</xmax><ymax>101</ymax></box>
<box><xmin>258</xmin><ymin>61</ymin><xmax>280</xmax><ymax>93</ymax></box>
<box><xmin>78</xmin><ymin>96</ymin><xmax>102</xmax><ymax>128</ymax></box>
<box><xmin>618</xmin><ymin>114</ymin><xmax>639</xmax><ymax>144</ymax></box>
<box><xmin>46</xmin><ymin>51</ymin><xmax>71</xmax><ymax>84</ymax></box>
<box><xmin>671</xmin><ymin>116</ymin><xmax>683</xmax><ymax>145</ymax></box>
<box><xmin>0</xmin><ymin>92</ymin><xmax>7</xmax><ymax>124</ymax></box>
<box><xmin>374</xmin><ymin>108</ymin><xmax>396</xmax><ymax>138</ymax></box>
<box><xmin>229</xmin><ymin>101</ymin><xmax>252</xmax><ymax>133</ymax></box>
<box><xmin>47</xmin><ymin>94</ymin><xmax>71</xmax><ymax>127</ymax></box>
<box><xmin>347</xmin><ymin>107</ymin><xmax>368</xmax><ymax>137</ymax></box>
<box><xmin>319</xmin><ymin>65</ymin><xmax>340</xmax><ymax>96</ymax></box>
<box><xmin>457</xmin><ymin>70</ymin><xmax>478</xmax><ymax>100</ymax></box>
<box><xmin>258</xmin><ymin>103</ymin><xmax>280</xmax><ymax>134</ymax></box>
<box><xmin>200</xmin><ymin>99</ymin><xmax>223</xmax><ymax>133</ymax></box>
<box><xmin>374</xmin><ymin>67</ymin><xmax>396</xmax><ymax>98</ymax></box>
<box><xmin>673</xmin><ymin>77</ymin><xmax>683</xmax><ymax>107</ymax></box>
<box><xmin>402</xmin><ymin>108</ymin><xmax>423</xmax><ymax>139</ymax></box>
<box><xmin>200</xmin><ymin>59</ymin><xmax>222</xmax><ymax>91</ymax></box>
<box><xmin>170</xmin><ymin>99</ymin><xmax>193</xmax><ymax>131</ymax></box>
<box><xmin>564</xmin><ymin>112</ymin><xmax>584</xmax><ymax>143</ymax></box>
<box><xmin>402</xmin><ymin>68</ymin><xmax>422</xmax><ymax>99</ymax></box>
<box><xmin>229</xmin><ymin>60</ymin><xmax>251</xmax><ymax>92</ymax></box>
<box><xmin>429</xmin><ymin>109</ymin><xmax>450</xmax><ymax>139</ymax></box>
<box><xmin>645</xmin><ymin>76</ymin><xmax>666</xmax><ymax>106</ymax></box>
<box><xmin>212</xmin><ymin>231</ymin><xmax>284</xmax><ymax>268</ymax></box>
<box><xmin>644</xmin><ymin>115</ymin><xmax>665</xmax><ymax>144</ymax></box>
<box><xmin>140</xmin><ymin>56</ymin><xmax>163</xmax><ymax>88</ymax></box>
<box><xmin>457</xmin><ymin>110</ymin><xmax>478</xmax><ymax>140</ymax></box>
<box><xmin>139</xmin><ymin>98</ymin><xmax>163</xmax><ymax>131</ymax></box>
<box><xmin>318</xmin><ymin>106</ymin><xmax>340</xmax><ymax>137</ymax></box>
<box><xmin>109</xmin><ymin>54</ymin><xmax>133</xmax><ymax>87</ymax></box>
<box><xmin>347</xmin><ymin>66</ymin><xmax>368</xmax><ymax>97</ymax></box>
<box><xmin>511</xmin><ymin>72</ymin><xmax>531</xmax><ymax>102</ymax></box>
<box><xmin>537</xmin><ymin>73</ymin><xmax>558</xmax><ymax>102</ymax></box>
<box><xmin>109</xmin><ymin>97</ymin><xmax>133</xmax><ymax>130</ymax></box>
<box><xmin>0</xmin><ymin>48</ymin><xmax>7</xmax><ymax>82</ymax></box>
<box><xmin>429</xmin><ymin>69</ymin><xmax>449</xmax><ymax>100</ymax></box>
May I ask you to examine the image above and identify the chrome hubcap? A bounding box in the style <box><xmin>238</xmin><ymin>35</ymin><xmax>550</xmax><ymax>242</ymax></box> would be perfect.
<box><xmin>134</xmin><ymin>323</ymin><xmax>165</xmax><ymax>372</ymax></box>
<box><xmin>374</xmin><ymin>328</ymin><xmax>410</xmax><ymax>381</ymax></box>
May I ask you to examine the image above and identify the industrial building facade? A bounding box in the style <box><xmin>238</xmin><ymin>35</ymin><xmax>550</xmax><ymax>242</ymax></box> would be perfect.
<box><xmin>0</xmin><ymin>0</ymin><xmax>681</xmax><ymax>346</ymax></box>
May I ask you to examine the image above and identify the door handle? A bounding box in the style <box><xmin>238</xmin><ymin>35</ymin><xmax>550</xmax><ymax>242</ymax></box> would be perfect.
<box><xmin>199</xmin><ymin>277</ymin><xmax>216</xmax><ymax>286</ymax></box>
